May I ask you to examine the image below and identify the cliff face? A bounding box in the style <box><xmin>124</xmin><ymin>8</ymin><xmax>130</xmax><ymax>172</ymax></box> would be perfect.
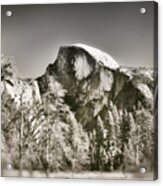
<box><xmin>36</xmin><ymin>44</ymin><xmax>154</xmax><ymax>130</ymax></box>
<box><xmin>1</xmin><ymin>44</ymin><xmax>154</xmax><ymax>126</ymax></box>
<box><xmin>1</xmin><ymin>44</ymin><xmax>154</xmax><ymax>127</ymax></box>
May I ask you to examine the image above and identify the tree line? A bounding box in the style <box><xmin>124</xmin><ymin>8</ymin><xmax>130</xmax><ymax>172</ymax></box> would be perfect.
<box><xmin>1</xmin><ymin>57</ymin><xmax>154</xmax><ymax>176</ymax></box>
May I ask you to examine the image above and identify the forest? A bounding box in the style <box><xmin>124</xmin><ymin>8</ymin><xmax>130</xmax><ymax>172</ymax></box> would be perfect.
<box><xmin>1</xmin><ymin>55</ymin><xmax>155</xmax><ymax>177</ymax></box>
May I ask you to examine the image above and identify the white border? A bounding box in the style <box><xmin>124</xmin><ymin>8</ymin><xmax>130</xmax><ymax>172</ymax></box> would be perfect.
<box><xmin>0</xmin><ymin>0</ymin><xmax>158</xmax><ymax>5</ymax></box>
<box><xmin>0</xmin><ymin>0</ymin><xmax>162</xmax><ymax>186</ymax></box>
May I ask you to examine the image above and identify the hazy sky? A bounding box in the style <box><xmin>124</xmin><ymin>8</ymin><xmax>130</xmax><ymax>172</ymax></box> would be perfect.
<box><xmin>1</xmin><ymin>2</ymin><xmax>155</xmax><ymax>78</ymax></box>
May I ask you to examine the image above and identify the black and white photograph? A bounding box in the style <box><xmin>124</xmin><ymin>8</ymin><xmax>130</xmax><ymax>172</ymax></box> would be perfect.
<box><xmin>1</xmin><ymin>1</ymin><xmax>158</xmax><ymax>180</ymax></box>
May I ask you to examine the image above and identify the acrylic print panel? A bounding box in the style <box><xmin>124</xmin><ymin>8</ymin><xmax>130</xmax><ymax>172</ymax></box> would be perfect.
<box><xmin>1</xmin><ymin>1</ymin><xmax>158</xmax><ymax>180</ymax></box>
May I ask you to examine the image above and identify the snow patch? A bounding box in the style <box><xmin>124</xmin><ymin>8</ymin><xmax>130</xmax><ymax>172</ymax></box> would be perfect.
<box><xmin>136</xmin><ymin>83</ymin><xmax>152</xmax><ymax>99</ymax></box>
<box><xmin>73</xmin><ymin>54</ymin><xmax>92</xmax><ymax>80</ymax></box>
<box><xmin>2</xmin><ymin>79</ymin><xmax>42</xmax><ymax>107</ymax></box>
<box><xmin>52</xmin><ymin>81</ymin><xmax>67</xmax><ymax>97</ymax></box>
<box><xmin>143</xmin><ymin>70</ymin><xmax>153</xmax><ymax>82</ymax></box>
<box><xmin>63</xmin><ymin>43</ymin><xmax>119</xmax><ymax>70</ymax></box>
<box><xmin>119</xmin><ymin>68</ymin><xmax>133</xmax><ymax>80</ymax></box>
<box><xmin>33</xmin><ymin>81</ymin><xmax>41</xmax><ymax>102</ymax></box>
<box><xmin>100</xmin><ymin>69</ymin><xmax>113</xmax><ymax>92</ymax></box>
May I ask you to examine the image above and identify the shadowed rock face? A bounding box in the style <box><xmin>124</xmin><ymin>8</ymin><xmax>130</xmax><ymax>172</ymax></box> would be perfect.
<box><xmin>2</xmin><ymin>44</ymin><xmax>154</xmax><ymax>130</ymax></box>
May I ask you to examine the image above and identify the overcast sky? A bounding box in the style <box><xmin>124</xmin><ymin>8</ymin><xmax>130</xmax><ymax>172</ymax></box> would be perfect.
<box><xmin>1</xmin><ymin>2</ymin><xmax>155</xmax><ymax>78</ymax></box>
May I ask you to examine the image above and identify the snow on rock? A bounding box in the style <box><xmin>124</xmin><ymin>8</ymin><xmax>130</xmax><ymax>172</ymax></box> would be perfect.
<box><xmin>119</xmin><ymin>67</ymin><xmax>133</xmax><ymax>80</ymax></box>
<box><xmin>64</xmin><ymin>43</ymin><xmax>119</xmax><ymax>70</ymax></box>
<box><xmin>33</xmin><ymin>81</ymin><xmax>41</xmax><ymax>102</ymax></box>
<box><xmin>89</xmin><ymin>69</ymin><xmax>113</xmax><ymax>100</ymax></box>
<box><xmin>100</xmin><ymin>68</ymin><xmax>114</xmax><ymax>92</ymax></box>
<box><xmin>136</xmin><ymin>83</ymin><xmax>152</xmax><ymax>99</ymax></box>
<box><xmin>73</xmin><ymin>53</ymin><xmax>92</xmax><ymax>80</ymax></box>
<box><xmin>51</xmin><ymin>80</ymin><xmax>67</xmax><ymax>97</ymax></box>
<box><xmin>142</xmin><ymin>70</ymin><xmax>153</xmax><ymax>82</ymax></box>
<box><xmin>2</xmin><ymin>78</ymin><xmax>41</xmax><ymax>107</ymax></box>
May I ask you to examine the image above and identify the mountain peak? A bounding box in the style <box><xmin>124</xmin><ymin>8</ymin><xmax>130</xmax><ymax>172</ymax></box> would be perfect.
<box><xmin>59</xmin><ymin>43</ymin><xmax>119</xmax><ymax>70</ymax></box>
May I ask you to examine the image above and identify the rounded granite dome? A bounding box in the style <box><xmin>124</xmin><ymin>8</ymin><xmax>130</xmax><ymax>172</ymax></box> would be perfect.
<box><xmin>62</xmin><ymin>43</ymin><xmax>119</xmax><ymax>70</ymax></box>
